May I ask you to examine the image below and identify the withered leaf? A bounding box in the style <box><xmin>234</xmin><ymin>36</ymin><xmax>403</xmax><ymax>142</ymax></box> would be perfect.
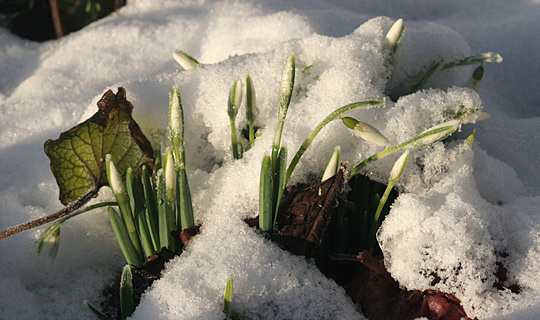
<box><xmin>346</xmin><ymin>251</ymin><xmax>473</xmax><ymax>320</ymax></box>
<box><xmin>44</xmin><ymin>87</ymin><xmax>154</xmax><ymax>205</ymax></box>
<box><xmin>277</xmin><ymin>164</ymin><xmax>346</xmax><ymax>258</ymax></box>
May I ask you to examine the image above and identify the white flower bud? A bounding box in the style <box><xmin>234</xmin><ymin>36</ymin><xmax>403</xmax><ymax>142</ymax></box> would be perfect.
<box><xmin>343</xmin><ymin>117</ymin><xmax>390</xmax><ymax>147</ymax></box>
<box><xmin>169</xmin><ymin>85</ymin><xmax>183</xmax><ymax>137</ymax></box>
<box><xmin>481</xmin><ymin>52</ymin><xmax>503</xmax><ymax>63</ymax></box>
<box><xmin>106</xmin><ymin>154</ymin><xmax>126</xmax><ymax>195</ymax></box>
<box><xmin>279</xmin><ymin>53</ymin><xmax>295</xmax><ymax>109</ymax></box>
<box><xmin>164</xmin><ymin>149</ymin><xmax>176</xmax><ymax>200</ymax></box>
<box><xmin>321</xmin><ymin>146</ymin><xmax>340</xmax><ymax>182</ymax></box>
<box><xmin>384</xmin><ymin>18</ymin><xmax>405</xmax><ymax>51</ymax></box>
<box><xmin>389</xmin><ymin>150</ymin><xmax>409</xmax><ymax>183</ymax></box>
<box><xmin>228</xmin><ymin>79</ymin><xmax>243</xmax><ymax>119</ymax></box>
<box><xmin>172</xmin><ymin>50</ymin><xmax>200</xmax><ymax>70</ymax></box>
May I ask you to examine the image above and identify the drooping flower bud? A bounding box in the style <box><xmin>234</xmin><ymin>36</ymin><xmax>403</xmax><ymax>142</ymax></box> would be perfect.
<box><xmin>172</xmin><ymin>50</ymin><xmax>200</xmax><ymax>70</ymax></box>
<box><xmin>342</xmin><ymin>117</ymin><xmax>390</xmax><ymax>147</ymax></box>
<box><xmin>408</xmin><ymin>120</ymin><xmax>461</xmax><ymax>148</ymax></box>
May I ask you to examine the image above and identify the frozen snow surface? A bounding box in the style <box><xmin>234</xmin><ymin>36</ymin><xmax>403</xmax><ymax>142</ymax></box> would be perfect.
<box><xmin>1</xmin><ymin>0</ymin><xmax>540</xmax><ymax>319</ymax></box>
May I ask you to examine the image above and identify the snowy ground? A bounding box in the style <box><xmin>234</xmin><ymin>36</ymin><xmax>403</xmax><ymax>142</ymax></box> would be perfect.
<box><xmin>1</xmin><ymin>0</ymin><xmax>540</xmax><ymax>319</ymax></box>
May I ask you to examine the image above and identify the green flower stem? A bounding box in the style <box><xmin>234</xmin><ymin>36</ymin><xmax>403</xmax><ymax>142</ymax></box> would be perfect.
<box><xmin>368</xmin><ymin>181</ymin><xmax>396</xmax><ymax>248</ymax></box>
<box><xmin>410</xmin><ymin>59</ymin><xmax>444</xmax><ymax>93</ymax></box>
<box><xmin>281</xmin><ymin>100</ymin><xmax>384</xmax><ymax>200</ymax></box>
<box><xmin>109</xmin><ymin>207</ymin><xmax>143</xmax><ymax>267</ymax></box>
<box><xmin>441</xmin><ymin>53</ymin><xmax>502</xmax><ymax>70</ymax></box>
<box><xmin>229</xmin><ymin>118</ymin><xmax>241</xmax><ymax>159</ymax></box>
<box><xmin>38</xmin><ymin>202</ymin><xmax>117</xmax><ymax>255</ymax></box>
<box><xmin>348</xmin><ymin>120</ymin><xmax>459</xmax><ymax>179</ymax></box>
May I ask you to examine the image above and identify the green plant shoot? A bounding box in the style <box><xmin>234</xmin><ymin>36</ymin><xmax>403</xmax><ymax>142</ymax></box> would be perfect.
<box><xmin>245</xmin><ymin>70</ymin><xmax>257</xmax><ymax>147</ymax></box>
<box><xmin>228</xmin><ymin>79</ymin><xmax>243</xmax><ymax>159</ymax></box>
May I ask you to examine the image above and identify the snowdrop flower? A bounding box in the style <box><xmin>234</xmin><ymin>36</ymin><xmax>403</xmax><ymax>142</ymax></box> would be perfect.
<box><xmin>461</xmin><ymin>111</ymin><xmax>491</xmax><ymax>124</ymax></box>
<box><xmin>172</xmin><ymin>50</ymin><xmax>200</xmax><ymax>70</ymax></box>
<box><xmin>279</xmin><ymin>53</ymin><xmax>295</xmax><ymax>110</ymax></box>
<box><xmin>39</xmin><ymin>228</ymin><xmax>60</xmax><ymax>267</ymax></box>
<box><xmin>389</xmin><ymin>150</ymin><xmax>409</xmax><ymax>184</ymax></box>
<box><xmin>321</xmin><ymin>146</ymin><xmax>340</xmax><ymax>182</ymax></box>
<box><xmin>169</xmin><ymin>85</ymin><xmax>183</xmax><ymax>138</ymax></box>
<box><xmin>409</xmin><ymin>120</ymin><xmax>461</xmax><ymax>148</ymax></box>
<box><xmin>481</xmin><ymin>52</ymin><xmax>503</xmax><ymax>63</ymax></box>
<box><xmin>464</xmin><ymin>65</ymin><xmax>484</xmax><ymax>92</ymax></box>
<box><xmin>106</xmin><ymin>154</ymin><xmax>126</xmax><ymax>196</ymax></box>
<box><xmin>164</xmin><ymin>149</ymin><xmax>176</xmax><ymax>201</ymax></box>
<box><xmin>227</xmin><ymin>79</ymin><xmax>243</xmax><ymax>120</ymax></box>
<box><xmin>342</xmin><ymin>117</ymin><xmax>390</xmax><ymax>147</ymax></box>
<box><xmin>384</xmin><ymin>18</ymin><xmax>405</xmax><ymax>52</ymax></box>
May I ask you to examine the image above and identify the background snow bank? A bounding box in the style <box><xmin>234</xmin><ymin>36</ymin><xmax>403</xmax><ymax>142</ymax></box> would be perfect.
<box><xmin>1</xmin><ymin>0</ymin><xmax>539</xmax><ymax>319</ymax></box>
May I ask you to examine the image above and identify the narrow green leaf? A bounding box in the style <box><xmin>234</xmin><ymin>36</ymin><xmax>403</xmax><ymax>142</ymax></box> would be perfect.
<box><xmin>126</xmin><ymin>167</ymin><xmax>145</xmax><ymax>224</ymax></box>
<box><xmin>120</xmin><ymin>265</ymin><xmax>135</xmax><ymax>320</ymax></box>
<box><xmin>137</xmin><ymin>213</ymin><xmax>155</xmax><ymax>259</ymax></box>
<box><xmin>272</xmin><ymin>146</ymin><xmax>287</xmax><ymax>228</ymax></box>
<box><xmin>156</xmin><ymin>171</ymin><xmax>171</xmax><ymax>250</ymax></box>
<box><xmin>141</xmin><ymin>165</ymin><xmax>160</xmax><ymax>250</ymax></box>
<box><xmin>223</xmin><ymin>275</ymin><xmax>234</xmax><ymax>317</ymax></box>
<box><xmin>108</xmin><ymin>207</ymin><xmax>143</xmax><ymax>267</ymax></box>
<box><xmin>259</xmin><ymin>155</ymin><xmax>273</xmax><ymax>232</ymax></box>
<box><xmin>245</xmin><ymin>71</ymin><xmax>256</xmax><ymax>147</ymax></box>
<box><xmin>44</xmin><ymin>88</ymin><xmax>154</xmax><ymax>206</ymax></box>
<box><xmin>84</xmin><ymin>301</ymin><xmax>111</xmax><ymax>320</ymax></box>
<box><xmin>178</xmin><ymin>168</ymin><xmax>194</xmax><ymax>229</ymax></box>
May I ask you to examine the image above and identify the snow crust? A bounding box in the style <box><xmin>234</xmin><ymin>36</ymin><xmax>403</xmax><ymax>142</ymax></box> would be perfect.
<box><xmin>1</xmin><ymin>1</ymin><xmax>540</xmax><ymax>319</ymax></box>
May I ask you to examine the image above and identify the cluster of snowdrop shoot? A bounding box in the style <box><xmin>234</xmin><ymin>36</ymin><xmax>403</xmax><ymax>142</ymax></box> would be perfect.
<box><xmin>33</xmin><ymin>18</ymin><xmax>501</xmax><ymax>319</ymax></box>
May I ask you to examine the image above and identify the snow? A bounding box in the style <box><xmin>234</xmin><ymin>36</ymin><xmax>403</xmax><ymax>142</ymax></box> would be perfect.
<box><xmin>1</xmin><ymin>0</ymin><xmax>540</xmax><ymax>319</ymax></box>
